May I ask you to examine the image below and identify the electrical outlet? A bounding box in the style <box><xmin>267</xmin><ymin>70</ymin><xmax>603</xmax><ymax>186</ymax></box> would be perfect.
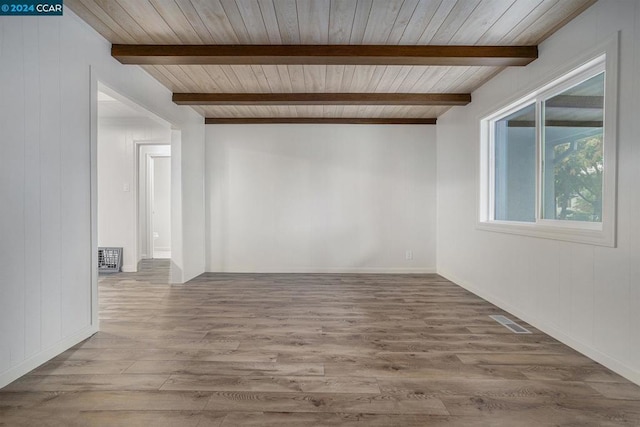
<box><xmin>405</xmin><ymin>250</ymin><xmax>413</xmax><ymax>260</ymax></box>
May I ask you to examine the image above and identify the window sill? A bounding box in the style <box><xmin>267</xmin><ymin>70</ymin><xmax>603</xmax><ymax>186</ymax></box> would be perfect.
<box><xmin>476</xmin><ymin>220</ymin><xmax>615</xmax><ymax>247</ymax></box>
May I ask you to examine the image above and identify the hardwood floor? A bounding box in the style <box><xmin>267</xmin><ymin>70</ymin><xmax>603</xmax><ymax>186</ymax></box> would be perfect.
<box><xmin>2</xmin><ymin>260</ymin><xmax>640</xmax><ymax>426</ymax></box>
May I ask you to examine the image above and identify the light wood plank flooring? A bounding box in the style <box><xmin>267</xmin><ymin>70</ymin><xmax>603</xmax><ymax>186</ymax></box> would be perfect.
<box><xmin>2</xmin><ymin>260</ymin><xmax>640</xmax><ymax>426</ymax></box>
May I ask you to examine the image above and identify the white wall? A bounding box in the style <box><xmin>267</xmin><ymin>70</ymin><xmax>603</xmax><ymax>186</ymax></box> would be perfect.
<box><xmin>0</xmin><ymin>10</ymin><xmax>205</xmax><ymax>388</ymax></box>
<box><xmin>437</xmin><ymin>0</ymin><xmax>640</xmax><ymax>385</ymax></box>
<box><xmin>179</xmin><ymin>125</ymin><xmax>206</xmax><ymax>281</ymax></box>
<box><xmin>170</xmin><ymin>130</ymin><xmax>185</xmax><ymax>284</ymax></box>
<box><xmin>98</xmin><ymin>120</ymin><xmax>170</xmax><ymax>271</ymax></box>
<box><xmin>206</xmin><ymin>124</ymin><xmax>436</xmax><ymax>273</ymax></box>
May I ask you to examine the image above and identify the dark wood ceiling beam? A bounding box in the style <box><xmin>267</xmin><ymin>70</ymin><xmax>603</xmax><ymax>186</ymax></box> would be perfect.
<box><xmin>112</xmin><ymin>44</ymin><xmax>537</xmax><ymax>66</ymax></box>
<box><xmin>205</xmin><ymin>118</ymin><xmax>437</xmax><ymax>125</ymax></box>
<box><xmin>174</xmin><ymin>93</ymin><xmax>470</xmax><ymax>106</ymax></box>
<box><xmin>545</xmin><ymin>95</ymin><xmax>603</xmax><ymax>109</ymax></box>
<box><xmin>509</xmin><ymin>120</ymin><xmax>603</xmax><ymax>128</ymax></box>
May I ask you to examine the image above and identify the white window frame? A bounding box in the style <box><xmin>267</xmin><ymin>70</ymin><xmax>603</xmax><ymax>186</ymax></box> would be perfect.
<box><xmin>478</xmin><ymin>37</ymin><xmax>618</xmax><ymax>247</ymax></box>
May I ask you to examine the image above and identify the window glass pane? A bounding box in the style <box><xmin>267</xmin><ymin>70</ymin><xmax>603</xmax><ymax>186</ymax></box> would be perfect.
<box><xmin>542</xmin><ymin>73</ymin><xmax>604</xmax><ymax>222</ymax></box>
<box><xmin>494</xmin><ymin>103</ymin><xmax>536</xmax><ymax>222</ymax></box>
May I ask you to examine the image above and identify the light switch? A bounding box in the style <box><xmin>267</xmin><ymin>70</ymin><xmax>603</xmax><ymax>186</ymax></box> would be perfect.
<box><xmin>123</xmin><ymin>183</ymin><xmax>130</xmax><ymax>192</ymax></box>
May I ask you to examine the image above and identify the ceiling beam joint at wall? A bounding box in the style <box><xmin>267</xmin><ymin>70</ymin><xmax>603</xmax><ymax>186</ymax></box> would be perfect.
<box><xmin>112</xmin><ymin>44</ymin><xmax>538</xmax><ymax>66</ymax></box>
<box><xmin>174</xmin><ymin>93</ymin><xmax>470</xmax><ymax>106</ymax></box>
<box><xmin>204</xmin><ymin>118</ymin><xmax>437</xmax><ymax>125</ymax></box>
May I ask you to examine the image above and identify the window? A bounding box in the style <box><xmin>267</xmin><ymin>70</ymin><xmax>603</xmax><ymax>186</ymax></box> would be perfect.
<box><xmin>480</xmin><ymin>50</ymin><xmax>617</xmax><ymax>246</ymax></box>
<box><xmin>493</xmin><ymin>103</ymin><xmax>536</xmax><ymax>223</ymax></box>
<box><xmin>542</xmin><ymin>73</ymin><xmax>604</xmax><ymax>223</ymax></box>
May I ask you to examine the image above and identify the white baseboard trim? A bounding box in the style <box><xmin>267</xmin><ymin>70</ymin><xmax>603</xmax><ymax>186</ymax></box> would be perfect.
<box><xmin>0</xmin><ymin>324</ymin><xmax>98</xmax><ymax>389</ymax></box>
<box><xmin>206</xmin><ymin>267</ymin><xmax>437</xmax><ymax>274</ymax></box>
<box><xmin>121</xmin><ymin>265</ymin><xmax>137</xmax><ymax>273</ymax></box>
<box><xmin>438</xmin><ymin>268</ymin><xmax>640</xmax><ymax>387</ymax></box>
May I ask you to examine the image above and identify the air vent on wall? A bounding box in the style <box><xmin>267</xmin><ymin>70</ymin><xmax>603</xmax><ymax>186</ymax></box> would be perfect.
<box><xmin>490</xmin><ymin>315</ymin><xmax>531</xmax><ymax>334</ymax></box>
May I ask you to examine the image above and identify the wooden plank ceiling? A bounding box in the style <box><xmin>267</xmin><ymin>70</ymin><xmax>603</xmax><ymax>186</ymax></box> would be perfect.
<box><xmin>67</xmin><ymin>0</ymin><xmax>596</xmax><ymax>124</ymax></box>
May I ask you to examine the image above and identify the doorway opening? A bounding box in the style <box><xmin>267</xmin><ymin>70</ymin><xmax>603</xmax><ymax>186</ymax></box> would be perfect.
<box><xmin>138</xmin><ymin>145</ymin><xmax>172</xmax><ymax>260</ymax></box>
<box><xmin>96</xmin><ymin>84</ymin><xmax>172</xmax><ymax>273</ymax></box>
<box><xmin>151</xmin><ymin>156</ymin><xmax>172</xmax><ymax>259</ymax></box>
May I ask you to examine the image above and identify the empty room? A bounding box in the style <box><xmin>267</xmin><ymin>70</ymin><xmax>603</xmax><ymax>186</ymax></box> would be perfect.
<box><xmin>1</xmin><ymin>0</ymin><xmax>640</xmax><ymax>425</ymax></box>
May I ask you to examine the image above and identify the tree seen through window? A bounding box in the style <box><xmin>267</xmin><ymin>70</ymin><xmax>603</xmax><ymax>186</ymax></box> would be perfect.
<box><xmin>552</xmin><ymin>134</ymin><xmax>603</xmax><ymax>221</ymax></box>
